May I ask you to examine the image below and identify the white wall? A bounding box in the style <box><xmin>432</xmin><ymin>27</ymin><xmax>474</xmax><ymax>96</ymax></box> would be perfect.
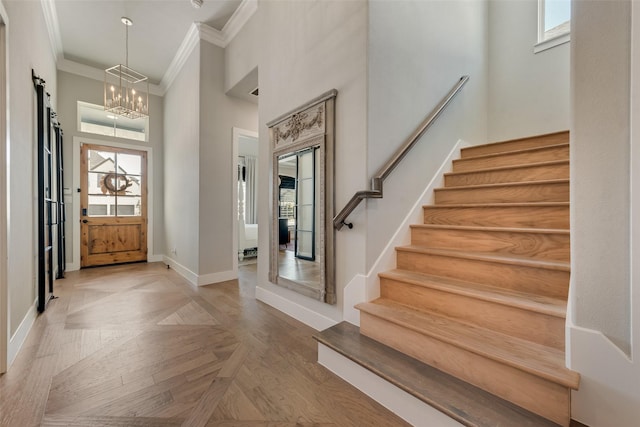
<box><xmin>198</xmin><ymin>40</ymin><xmax>258</xmax><ymax>277</ymax></box>
<box><xmin>256</xmin><ymin>0</ymin><xmax>368</xmax><ymax>324</ymax></box>
<box><xmin>571</xmin><ymin>0</ymin><xmax>631</xmax><ymax>358</ymax></box>
<box><xmin>163</xmin><ymin>46</ymin><xmax>200</xmax><ymax>274</ymax></box>
<box><xmin>365</xmin><ymin>0</ymin><xmax>488</xmax><ymax>270</ymax></box>
<box><xmin>488</xmin><ymin>0</ymin><xmax>570</xmax><ymax>141</ymax></box>
<box><xmin>224</xmin><ymin>12</ymin><xmax>259</xmax><ymax>94</ymax></box>
<box><xmin>4</xmin><ymin>0</ymin><xmax>57</xmax><ymax>343</ymax></box>
<box><xmin>57</xmin><ymin>71</ymin><xmax>165</xmax><ymax>266</ymax></box>
<box><xmin>569</xmin><ymin>1</ymin><xmax>640</xmax><ymax>425</ymax></box>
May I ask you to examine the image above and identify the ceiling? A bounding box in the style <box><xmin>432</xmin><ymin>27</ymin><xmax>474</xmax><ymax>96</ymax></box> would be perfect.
<box><xmin>51</xmin><ymin>0</ymin><xmax>243</xmax><ymax>85</ymax></box>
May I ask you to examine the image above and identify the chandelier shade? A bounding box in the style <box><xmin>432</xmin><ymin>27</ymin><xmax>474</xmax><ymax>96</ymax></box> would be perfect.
<box><xmin>104</xmin><ymin>17</ymin><xmax>149</xmax><ymax>120</ymax></box>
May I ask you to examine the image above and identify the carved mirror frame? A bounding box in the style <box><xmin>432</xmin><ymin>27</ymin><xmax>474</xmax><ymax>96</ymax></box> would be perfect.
<box><xmin>267</xmin><ymin>90</ymin><xmax>337</xmax><ymax>304</ymax></box>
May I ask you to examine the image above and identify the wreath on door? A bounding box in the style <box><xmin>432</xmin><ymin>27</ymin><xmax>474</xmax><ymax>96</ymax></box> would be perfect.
<box><xmin>100</xmin><ymin>173</ymin><xmax>132</xmax><ymax>195</ymax></box>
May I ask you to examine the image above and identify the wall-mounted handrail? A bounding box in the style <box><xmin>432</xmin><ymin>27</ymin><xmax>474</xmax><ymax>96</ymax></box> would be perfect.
<box><xmin>333</xmin><ymin>75</ymin><xmax>469</xmax><ymax>230</ymax></box>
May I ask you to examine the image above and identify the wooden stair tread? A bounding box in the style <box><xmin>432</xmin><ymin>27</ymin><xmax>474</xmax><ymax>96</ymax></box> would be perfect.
<box><xmin>379</xmin><ymin>269</ymin><xmax>567</xmax><ymax>318</ymax></box>
<box><xmin>434</xmin><ymin>178</ymin><xmax>569</xmax><ymax>192</ymax></box>
<box><xmin>395</xmin><ymin>246</ymin><xmax>570</xmax><ymax>272</ymax></box>
<box><xmin>356</xmin><ymin>299</ymin><xmax>580</xmax><ymax>389</ymax></box>
<box><xmin>444</xmin><ymin>160</ymin><xmax>569</xmax><ymax>177</ymax></box>
<box><xmin>410</xmin><ymin>223</ymin><xmax>569</xmax><ymax>235</ymax></box>
<box><xmin>314</xmin><ymin>322</ymin><xmax>562</xmax><ymax>427</ymax></box>
<box><xmin>457</xmin><ymin>143</ymin><xmax>569</xmax><ymax>162</ymax></box>
<box><xmin>424</xmin><ymin>202</ymin><xmax>569</xmax><ymax>208</ymax></box>
<box><xmin>461</xmin><ymin>131</ymin><xmax>569</xmax><ymax>155</ymax></box>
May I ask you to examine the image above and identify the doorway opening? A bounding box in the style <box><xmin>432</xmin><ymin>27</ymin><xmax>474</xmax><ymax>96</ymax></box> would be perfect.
<box><xmin>0</xmin><ymin>13</ymin><xmax>7</xmax><ymax>373</ymax></box>
<box><xmin>232</xmin><ymin>128</ymin><xmax>259</xmax><ymax>272</ymax></box>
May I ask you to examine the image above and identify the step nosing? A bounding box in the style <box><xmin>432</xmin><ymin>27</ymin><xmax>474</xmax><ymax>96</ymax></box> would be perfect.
<box><xmin>358</xmin><ymin>302</ymin><xmax>578</xmax><ymax>387</ymax></box>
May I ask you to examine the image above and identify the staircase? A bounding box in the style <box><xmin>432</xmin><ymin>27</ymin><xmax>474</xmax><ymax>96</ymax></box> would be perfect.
<box><xmin>355</xmin><ymin>131</ymin><xmax>579</xmax><ymax>426</ymax></box>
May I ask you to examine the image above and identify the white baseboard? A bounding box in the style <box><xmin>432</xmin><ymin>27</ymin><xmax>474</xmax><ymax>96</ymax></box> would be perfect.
<box><xmin>66</xmin><ymin>261</ymin><xmax>80</xmax><ymax>272</ymax></box>
<box><xmin>318</xmin><ymin>344</ymin><xmax>463</xmax><ymax>426</ymax></box>
<box><xmin>7</xmin><ymin>301</ymin><xmax>37</xmax><ymax>368</ymax></box>
<box><xmin>255</xmin><ymin>285</ymin><xmax>338</xmax><ymax>331</ymax></box>
<box><xmin>147</xmin><ymin>254</ymin><xmax>163</xmax><ymax>263</ymax></box>
<box><xmin>163</xmin><ymin>255</ymin><xmax>198</xmax><ymax>286</ymax></box>
<box><xmin>343</xmin><ymin>139</ymin><xmax>469</xmax><ymax>324</ymax></box>
<box><xmin>198</xmin><ymin>269</ymin><xmax>237</xmax><ymax>286</ymax></box>
<box><xmin>163</xmin><ymin>255</ymin><xmax>237</xmax><ymax>287</ymax></box>
<box><xmin>568</xmin><ymin>324</ymin><xmax>640</xmax><ymax>427</ymax></box>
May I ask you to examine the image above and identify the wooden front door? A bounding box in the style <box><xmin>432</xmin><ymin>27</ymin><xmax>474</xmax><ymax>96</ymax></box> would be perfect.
<box><xmin>80</xmin><ymin>144</ymin><xmax>147</xmax><ymax>267</ymax></box>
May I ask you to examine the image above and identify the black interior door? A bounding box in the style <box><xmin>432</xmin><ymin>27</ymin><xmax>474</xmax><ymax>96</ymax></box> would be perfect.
<box><xmin>34</xmin><ymin>70</ymin><xmax>63</xmax><ymax>312</ymax></box>
<box><xmin>55</xmin><ymin>126</ymin><xmax>65</xmax><ymax>279</ymax></box>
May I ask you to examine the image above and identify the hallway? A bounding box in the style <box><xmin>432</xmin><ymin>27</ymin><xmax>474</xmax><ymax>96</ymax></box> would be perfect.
<box><xmin>0</xmin><ymin>262</ymin><xmax>407</xmax><ymax>426</ymax></box>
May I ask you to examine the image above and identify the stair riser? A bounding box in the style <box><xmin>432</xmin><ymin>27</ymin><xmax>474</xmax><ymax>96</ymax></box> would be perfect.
<box><xmin>445</xmin><ymin>162</ymin><xmax>569</xmax><ymax>187</ymax></box>
<box><xmin>380</xmin><ymin>277</ymin><xmax>565</xmax><ymax>350</ymax></box>
<box><xmin>454</xmin><ymin>145</ymin><xmax>569</xmax><ymax>172</ymax></box>
<box><xmin>396</xmin><ymin>250</ymin><xmax>569</xmax><ymax>298</ymax></box>
<box><xmin>434</xmin><ymin>182</ymin><xmax>569</xmax><ymax>205</ymax></box>
<box><xmin>460</xmin><ymin>133</ymin><xmax>569</xmax><ymax>158</ymax></box>
<box><xmin>360</xmin><ymin>313</ymin><xmax>571</xmax><ymax>426</ymax></box>
<box><xmin>411</xmin><ymin>227</ymin><xmax>570</xmax><ymax>262</ymax></box>
<box><xmin>423</xmin><ymin>205</ymin><xmax>569</xmax><ymax>229</ymax></box>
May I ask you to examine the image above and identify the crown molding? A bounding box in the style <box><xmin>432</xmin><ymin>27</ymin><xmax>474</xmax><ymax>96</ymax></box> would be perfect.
<box><xmin>197</xmin><ymin>22</ymin><xmax>226</xmax><ymax>48</ymax></box>
<box><xmin>48</xmin><ymin>0</ymin><xmax>257</xmax><ymax>96</ymax></box>
<box><xmin>40</xmin><ymin>0</ymin><xmax>63</xmax><ymax>61</ymax></box>
<box><xmin>222</xmin><ymin>0</ymin><xmax>257</xmax><ymax>43</ymax></box>
<box><xmin>57</xmin><ymin>58</ymin><xmax>164</xmax><ymax>96</ymax></box>
<box><xmin>159</xmin><ymin>0</ymin><xmax>257</xmax><ymax>94</ymax></box>
<box><xmin>158</xmin><ymin>22</ymin><xmax>200</xmax><ymax>93</ymax></box>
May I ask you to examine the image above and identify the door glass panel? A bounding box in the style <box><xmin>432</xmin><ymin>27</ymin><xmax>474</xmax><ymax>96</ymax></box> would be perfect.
<box><xmin>116</xmin><ymin>203</ymin><xmax>137</xmax><ymax>216</ymax></box>
<box><xmin>86</xmin><ymin>149</ymin><xmax>143</xmax><ymax>217</ymax></box>
<box><xmin>88</xmin><ymin>193</ymin><xmax>115</xmax><ymax>217</ymax></box>
<box><xmin>297</xmin><ymin>231</ymin><xmax>313</xmax><ymax>258</ymax></box>
<box><xmin>299</xmin><ymin>179</ymin><xmax>313</xmax><ymax>204</ymax></box>
<box><xmin>88</xmin><ymin>204</ymin><xmax>108</xmax><ymax>216</ymax></box>
<box><xmin>298</xmin><ymin>205</ymin><xmax>313</xmax><ymax>230</ymax></box>
<box><xmin>122</xmin><ymin>175</ymin><xmax>141</xmax><ymax>196</ymax></box>
<box><xmin>117</xmin><ymin>196</ymin><xmax>141</xmax><ymax>216</ymax></box>
<box><xmin>117</xmin><ymin>153</ymin><xmax>142</xmax><ymax>175</ymax></box>
<box><xmin>88</xmin><ymin>150</ymin><xmax>116</xmax><ymax>172</ymax></box>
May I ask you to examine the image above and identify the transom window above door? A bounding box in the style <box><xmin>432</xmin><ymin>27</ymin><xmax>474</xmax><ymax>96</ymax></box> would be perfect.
<box><xmin>78</xmin><ymin>101</ymin><xmax>148</xmax><ymax>142</ymax></box>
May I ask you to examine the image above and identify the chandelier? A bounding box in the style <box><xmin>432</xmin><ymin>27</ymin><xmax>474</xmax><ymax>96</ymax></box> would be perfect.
<box><xmin>104</xmin><ymin>17</ymin><xmax>149</xmax><ymax>120</ymax></box>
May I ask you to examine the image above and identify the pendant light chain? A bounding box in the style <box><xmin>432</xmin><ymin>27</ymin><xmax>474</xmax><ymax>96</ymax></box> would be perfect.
<box><xmin>125</xmin><ymin>22</ymin><xmax>128</xmax><ymax>68</ymax></box>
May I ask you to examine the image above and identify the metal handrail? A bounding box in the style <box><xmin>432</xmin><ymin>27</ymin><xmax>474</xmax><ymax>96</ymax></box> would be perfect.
<box><xmin>333</xmin><ymin>75</ymin><xmax>470</xmax><ymax>230</ymax></box>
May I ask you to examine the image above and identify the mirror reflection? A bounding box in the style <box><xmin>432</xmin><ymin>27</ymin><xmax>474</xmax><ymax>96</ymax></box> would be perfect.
<box><xmin>268</xmin><ymin>89</ymin><xmax>336</xmax><ymax>304</ymax></box>
<box><xmin>277</xmin><ymin>149</ymin><xmax>321</xmax><ymax>290</ymax></box>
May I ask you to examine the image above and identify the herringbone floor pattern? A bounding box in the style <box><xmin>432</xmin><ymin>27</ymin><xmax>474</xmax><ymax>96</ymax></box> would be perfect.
<box><xmin>0</xmin><ymin>262</ymin><xmax>408</xmax><ymax>427</ymax></box>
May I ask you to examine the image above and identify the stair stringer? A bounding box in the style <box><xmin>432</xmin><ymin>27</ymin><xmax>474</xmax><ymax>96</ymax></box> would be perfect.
<box><xmin>342</xmin><ymin>139</ymin><xmax>470</xmax><ymax>326</ymax></box>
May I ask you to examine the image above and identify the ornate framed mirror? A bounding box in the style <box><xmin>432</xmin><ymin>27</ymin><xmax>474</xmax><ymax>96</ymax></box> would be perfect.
<box><xmin>267</xmin><ymin>90</ymin><xmax>337</xmax><ymax>304</ymax></box>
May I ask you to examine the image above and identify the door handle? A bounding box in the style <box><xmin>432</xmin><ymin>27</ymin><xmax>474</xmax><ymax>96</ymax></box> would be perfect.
<box><xmin>82</xmin><ymin>219</ymin><xmax>88</xmax><ymax>223</ymax></box>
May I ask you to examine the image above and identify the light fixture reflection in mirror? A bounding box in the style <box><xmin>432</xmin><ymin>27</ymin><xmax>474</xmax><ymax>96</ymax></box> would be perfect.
<box><xmin>268</xmin><ymin>90</ymin><xmax>336</xmax><ymax>304</ymax></box>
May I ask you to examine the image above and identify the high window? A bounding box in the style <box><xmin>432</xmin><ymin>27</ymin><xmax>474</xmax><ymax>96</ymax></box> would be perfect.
<box><xmin>77</xmin><ymin>101</ymin><xmax>148</xmax><ymax>142</ymax></box>
<box><xmin>536</xmin><ymin>0</ymin><xmax>571</xmax><ymax>52</ymax></box>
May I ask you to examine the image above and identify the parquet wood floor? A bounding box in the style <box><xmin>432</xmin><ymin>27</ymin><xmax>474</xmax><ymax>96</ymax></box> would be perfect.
<box><xmin>0</xmin><ymin>262</ymin><xmax>408</xmax><ymax>427</ymax></box>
